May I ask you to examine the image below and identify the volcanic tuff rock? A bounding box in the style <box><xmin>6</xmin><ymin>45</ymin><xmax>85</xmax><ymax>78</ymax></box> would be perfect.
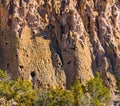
<box><xmin>0</xmin><ymin>0</ymin><xmax>120</xmax><ymax>98</ymax></box>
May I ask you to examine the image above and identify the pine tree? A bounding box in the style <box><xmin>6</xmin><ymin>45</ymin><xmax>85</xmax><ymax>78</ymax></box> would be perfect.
<box><xmin>70</xmin><ymin>80</ymin><xmax>84</xmax><ymax>106</ymax></box>
<box><xmin>87</xmin><ymin>73</ymin><xmax>110</xmax><ymax>106</ymax></box>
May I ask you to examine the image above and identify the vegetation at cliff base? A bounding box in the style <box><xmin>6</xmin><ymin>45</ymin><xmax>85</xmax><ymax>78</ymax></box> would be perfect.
<box><xmin>0</xmin><ymin>69</ymin><xmax>110</xmax><ymax>106</ymax></box>
<box><xmin>87</xmin><ymin>73</ymin><xmax>110</xmax><ymax>106</ymax></box>
<box><xmin>116</xmin><ymin>77</ymin><xmax>120</xmax><ymax>94</ymax></box>
<box><xmin>0</xmin><ymin>69</ymin><xmax>36</xmax><ymax>106</ymax></box>
<box><xmin>70</xmin><ymin>80</ymin><xmax>84</xmax><ymax>106</ymax></box>
<box><xmin>36</xmin><ymin>87</ymin><xmax>73</xmax><ymax>106</ymax></box>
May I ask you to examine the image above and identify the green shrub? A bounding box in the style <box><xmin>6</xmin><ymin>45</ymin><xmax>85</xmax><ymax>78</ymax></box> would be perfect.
<box><xmin>0</xmin><ymin>69</ymin><xmax>110</xmax><ymax>106</ymax></box>
<box><xmin>0</xmin><ymin>69</ymin><xmax>36</xmax><ymax>106</ymax></box>
<box><xmin>87</xmin><ymin>73</ymin><xmax>110</xmax><ymax>106</ymax></box>
<box><xmin>70</xmin><ymin>80</ymin><xmax>84</xmax><ymax>106</ymax></box>
<box><xmin>36</xmin><ymin>87</ymin><xmax>73</xmax><ymax>106</ymax></box>
<box><xmin>0</xmin><ymin>69</ymin><xmax>7</xmax><ymax>80</ymax></box>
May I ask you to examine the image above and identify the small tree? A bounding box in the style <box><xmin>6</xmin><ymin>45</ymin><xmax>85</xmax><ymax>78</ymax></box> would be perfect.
<box><xmin>47</xmin><ymin>87</ymin><xmax>73</xmax><ymax>106</ymax></box>
<box><xmin>0</xmin><ymin>69</ymin><xmax>7</xmax><ymax>80</ymax></box>
<box><xmin>0</xmin><ymin>69</ymin><xmax>36</xmax><ymax>106</ymax></box>
<box><xmin>36</xmin><ymin>87</ymin><xmax>73</xmax><ymax>106</ymax></box>
<box><xmin>36</xmin><ymin>89</ymin><xmax>48</xmax><ymax>106</ymax></box>
<box><xmin>87</xmin><ymin>73</ymin><xmax>110</xmax><ymax>106</ymax></box>
<box><xmin>12</xmin><ymin>79</ymin><xmax>36</xmax><ymax>106</ymax></box>
<box><xmin>70</xmin><ymin>80</ymin><xmax>84</xmax><ymax>106</ymax></box>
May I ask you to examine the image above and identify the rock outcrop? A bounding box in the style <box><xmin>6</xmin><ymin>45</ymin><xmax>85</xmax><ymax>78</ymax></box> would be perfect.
<box><xmin>0</xmin><ymin>0</ymin><xmax>120</xmax><ymax>99</ymax></box>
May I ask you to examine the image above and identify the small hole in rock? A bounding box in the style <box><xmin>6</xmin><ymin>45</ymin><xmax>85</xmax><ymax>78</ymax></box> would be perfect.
<box><xmin>7</xmin><ymin>63</ymin><xmax>9</xmax><ymax>69</ymax></box>
<box><xmin>58</xmin><ymin>63</ymin><xmax>61</xmax><ymax>65</ymax></box>
<box><xmin>63</xmin><ymin>83</ymin><xmax>65</xmax><ymax>86</ymax></box>
<box><xmin>107</xmin><ymin>78</ymin><xmax>111</xmax><ymax>82</ymax></box>
<box><xmin>5</xmin><ymin>42</ymin><xmax>8</xmax><ymax>45</ymax></box>
<box><xmin>47</xmin><ymin>84</ymin><xmax>50</xmax><ymax>87</ymax></box>
<box><xmin>31</xmin><ymin>71</ymin><xmax>36</xmax><ymax>77</ymax></box>
<box><xmin>20</xmin><ymin>66</ymin><xmax>24</xmax><ymax>69</ymax></box>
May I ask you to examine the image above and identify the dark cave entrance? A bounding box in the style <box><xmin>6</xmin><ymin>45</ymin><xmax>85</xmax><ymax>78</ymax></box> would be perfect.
<box><xmin>31</xmin><ymin>71</ymin><xmax>36</xmax><ymax>88</ymax></box>
<box><xmin>31</xmin><ymin>71</ymin><xmax>36</xmax><ymax>77</ymax></box>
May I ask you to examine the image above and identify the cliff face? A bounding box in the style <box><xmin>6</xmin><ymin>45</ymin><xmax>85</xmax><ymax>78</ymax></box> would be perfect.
<box><xmin>0</xmin><ymin>0</ymin><xmax>120</xmax><ymax>92</ymax></box>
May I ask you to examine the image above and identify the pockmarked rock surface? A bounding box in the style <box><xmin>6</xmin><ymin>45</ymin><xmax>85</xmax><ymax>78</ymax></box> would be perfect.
<box><xmin>0</xmin><ymin>0</ymin><xmax>120</xmax><ymax>98</ymax></box>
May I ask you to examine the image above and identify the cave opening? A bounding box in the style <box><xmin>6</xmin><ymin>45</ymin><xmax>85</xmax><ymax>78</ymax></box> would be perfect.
<box><xmin>31</xmin><ymin>71</ymin><xmax>36</xmax><ymax>78</ymax></box>
<box><xmin>7</xmin><ymin>63</ymin><xmax>9</xmax><ymax>69</ymax></box>
<box><xmin>19</xmin><ymin>65</ymin><xmax>24</xmax><ymax>71</ymax></box>
<box><xmin>5</xmin><ymin>42</ymin><xmax>8</xmax><ymax>45</ymax></box>
<box><xmin>31</xmin><ymin>71</ymin><xmax>36</xmax><ymax>89</ymax></box>
<box><xmin>15</xmin><ymin>55</ymin><xmax>18</xmax><ymax>59</ymax></box>
<box><xmin>26</xmin><ymin>54</ymin><xmax>28</xmax><ymax>57</ymax></box>
<box><xmin>20</xmin><ymin>65</ymin><xmax>24</xmax><ymax>68</ymax></box>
